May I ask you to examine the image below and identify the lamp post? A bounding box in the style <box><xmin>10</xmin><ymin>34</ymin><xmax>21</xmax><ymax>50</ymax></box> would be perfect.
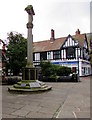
<box><xmin>77</xmin><ymin>55</ymin><xmax>80</xmax><ymax>82</ymax></box>
<box><xmin>78</xmin><ymin>56</ymin><xmax>79</xmax><ymax>75</ymax></box>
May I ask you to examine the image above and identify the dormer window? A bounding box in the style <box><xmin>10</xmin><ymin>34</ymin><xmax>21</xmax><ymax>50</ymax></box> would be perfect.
<box><xmin>84</xmin><ymin>40</ymin><xmax>87</xmax><ymax>49</ymax></box>
<box><xmin>75</xmin><ymin>40</ymin><xmax>78</xmax><ymax>45</ymax></box>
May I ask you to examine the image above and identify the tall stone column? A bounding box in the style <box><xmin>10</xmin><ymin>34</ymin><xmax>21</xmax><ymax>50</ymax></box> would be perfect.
<box><xmin>22</xmin><ymin>5</ymin><xmax>37</xmax><ymax>80</ymax></box>
<box><xmin>25</xmin><ymin>5</ymin><xmax>35</xmax><ymax>67</ymax></box>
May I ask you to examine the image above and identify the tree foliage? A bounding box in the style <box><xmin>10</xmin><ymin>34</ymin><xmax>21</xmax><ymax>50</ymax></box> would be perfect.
<box><xmin>40</xmin><ymin>61</ymin><xmax>71</xmax><ymax>77</ymax></box>
<box><xmin>6</xmin><ymin>32</ymin><xmax>27</xmax><ymax>75</ymax></box>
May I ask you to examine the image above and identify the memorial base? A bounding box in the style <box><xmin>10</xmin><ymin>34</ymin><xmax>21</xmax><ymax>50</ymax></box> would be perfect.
<box><xmin>8</xmin><ymin>67</ymin><xmax>52</xmax><ymax>93</ymax></box>
<box><xmin>22</xmin><ymin>67</ymin><xmax>38</xmax><ymax>80</ymax></box>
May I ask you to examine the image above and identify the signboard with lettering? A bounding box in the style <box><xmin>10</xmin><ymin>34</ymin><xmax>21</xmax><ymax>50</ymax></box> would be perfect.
<box><xmin>29</xmin><ymin>82</ymin><xmax>41</xmax><ymax>88</ymax></box>
<box><xmin>21</xmin><ymin>83</ymin><xmax>26</xmax><ymax>87</ymax></box>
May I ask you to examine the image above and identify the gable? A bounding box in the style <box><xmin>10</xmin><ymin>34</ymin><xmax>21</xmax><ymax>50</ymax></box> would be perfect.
<box><xmin>62</xmin><ymin>35</ymin><xmax>78</xmax><ymax>48</ymax></box>
<box><xmin>72</xmin><ymin>33</ymin><xmax>86</xmax><ymax>48</ymax></box>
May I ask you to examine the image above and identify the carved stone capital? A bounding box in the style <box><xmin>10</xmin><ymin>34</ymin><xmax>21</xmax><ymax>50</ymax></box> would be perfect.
<box><xmin>26</xmin><ymin>22</ymin><xmax>33</xmax><ymax>29</ymax></box>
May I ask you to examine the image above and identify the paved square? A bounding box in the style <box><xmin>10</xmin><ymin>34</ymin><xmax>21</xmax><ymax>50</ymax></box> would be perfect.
<box><xmin>2</xmin><ymin>77</ymin><xmax>90</xmax><ymax>118</ymax></box>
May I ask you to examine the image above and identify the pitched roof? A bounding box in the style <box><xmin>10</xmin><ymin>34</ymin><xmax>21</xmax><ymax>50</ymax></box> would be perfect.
<box><xmin>86</xmin><ymin>33</ymin><xmax>92</xmax><ymax>47</ymax></box>
<box><xmin>72</xmin><ymin>33</ymin><xmax>85</xmax><ymax>47</ymax></box>
<box><xmin>33</xmin><ymin>37</ymin><xmax>66</xmax><ymax>52</ymax></box>
<box><xmin>33</xmin><ymin>33</ymin><xmax>88</xmax><ymax>53</ymax></box>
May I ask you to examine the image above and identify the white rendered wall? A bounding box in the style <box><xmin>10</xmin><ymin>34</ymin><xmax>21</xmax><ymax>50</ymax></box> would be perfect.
<box><xmin>79</xmin><ymin>59</ymin><xmax>82</xmax><ymax>76</ymax></box>
<box><xmin>50</xmin><ymin>51</ymin><xmax>53</xmax><ymax>60</ymax></box>
<box><xmin>47</xmin><ymin>51</ymin><xmax>53</xmax><ymax>60</ymax></box>
<box><xmin>76</xmin><ymin>48</ymin><xmax>78</xmax><ymax>59</ymax></box>
<box><xmin>61</xmin><ymin>50</ymin><xmax>63</xmax><ymax>59</ymax></box>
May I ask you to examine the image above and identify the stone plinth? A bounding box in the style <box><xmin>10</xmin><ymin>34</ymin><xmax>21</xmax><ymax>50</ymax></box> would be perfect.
<box><xmin>22</xmin><ymin>67</ymin><xmax>38</xmax><ymax>80</ymax></box>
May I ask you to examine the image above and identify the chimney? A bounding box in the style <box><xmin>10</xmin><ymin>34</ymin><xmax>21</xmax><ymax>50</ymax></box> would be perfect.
<box><xmin>50</xmin><ymin>29</ymin><xmax>55</xmax><ymax>40</ymax></box>
<box><xmin>75</xmin><ymin>29</ymin><xmax>80</xmax><ymax>35</ymax></box>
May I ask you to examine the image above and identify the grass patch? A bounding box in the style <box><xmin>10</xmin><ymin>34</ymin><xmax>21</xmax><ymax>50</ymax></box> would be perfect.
<box><xmin>13</xmin><ymin>84</ymin><xmax>30</xmax><ymax>89</ymax></box>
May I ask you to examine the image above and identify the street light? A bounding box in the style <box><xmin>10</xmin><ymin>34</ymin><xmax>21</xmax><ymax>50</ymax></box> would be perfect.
<box><xmin>77</xmin><ymin>56</ymin><xmax>80</xmax><ymax>82</ymax></box>
<box><xmin>78</xmin><ymin>56</ymin><xmax>79</xmax><ymax>75</ymax></box>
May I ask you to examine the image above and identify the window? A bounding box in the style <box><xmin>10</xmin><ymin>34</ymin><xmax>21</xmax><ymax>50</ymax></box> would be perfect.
<box><xmin>83</xmin><ymin>48</ymin><xmax>87</xmax><ymax>59</ymax></box>
<box><xmin>40</xmin><ymin>52</ymin><xmax>47</xmax><ymax>60</ymax></box>
<box><xmin>75</xmin><ymin>40</ymin><xmax>78</xmax><ymax>46</ymax></box>
<box><xmin>66</xmin><ymin>47</ymin><xmax>75</xmax><ymax>59</ymax></box>
<box><xmin>53</xmin><ymin>50</ymin><xmax>61</xmax><ymax>59</ymax></box>
<box><xmin>48</xmin><ymin>52</ymin><xmax>51</xmax><ymax>60</ymax></box>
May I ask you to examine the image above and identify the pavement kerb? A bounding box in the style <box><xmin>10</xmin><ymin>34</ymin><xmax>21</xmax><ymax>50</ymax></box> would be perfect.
<box><xmin>52</xmin><ymin>98</ymin><xmax>68</xmax><ymax>118</ymax></box>
<box><xmin>52</xmin><ymin>103</ymin><xmax>62</xmax><ymax>118</ymax></box>
<box><xmin>53</xmin><ymin>85</ymin><xmax>77</xmax><ymax>118</ymax></box>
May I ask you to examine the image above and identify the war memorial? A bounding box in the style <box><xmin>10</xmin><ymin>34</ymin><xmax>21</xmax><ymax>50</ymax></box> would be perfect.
<box><xmin>8</xmin><ymin>5</ymin><xmax>52</xmax><ymax>92</ymax></box>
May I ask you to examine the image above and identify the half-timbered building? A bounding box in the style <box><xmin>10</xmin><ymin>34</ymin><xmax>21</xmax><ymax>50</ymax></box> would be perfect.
<box><xmin>33</xmin><ymin>29</ymin><xmax>91</xmax><ymax>76</ymax></box>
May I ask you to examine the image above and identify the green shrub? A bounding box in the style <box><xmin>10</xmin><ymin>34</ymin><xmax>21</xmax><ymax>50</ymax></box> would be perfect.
<box><xmin>57</xmin><ymin>66</ymin><xmax>71</xmax><ymax>76</ymax></box>
<box><xmin>40</xmin><ymin>61</ymin><xmax>71</xmax><ymax>77</ymax></box>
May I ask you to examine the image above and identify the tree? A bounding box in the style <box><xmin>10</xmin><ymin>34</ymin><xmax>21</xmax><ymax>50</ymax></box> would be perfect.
<box><xmin>40</xmin><ymin>61</ymin><xmax>52</xmax><ymax>76</ymax></box>
<box><xmin>6</xmin><ymin>32</ymin><xmax>27</xmax><ymax>75</ymax></box>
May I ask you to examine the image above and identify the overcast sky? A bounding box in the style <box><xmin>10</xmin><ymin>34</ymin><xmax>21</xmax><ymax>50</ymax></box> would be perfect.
<box><xmin>0</xmin><ymin>0</ymin><xmax>91</xmax><ymax>46</ymax></box>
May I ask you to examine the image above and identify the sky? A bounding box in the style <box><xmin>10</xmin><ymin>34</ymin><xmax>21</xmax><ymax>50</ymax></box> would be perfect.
<box><xmin>0</xmin><ymin>0</ymin><xmax>91</xmax><ymax>48</ymax></box>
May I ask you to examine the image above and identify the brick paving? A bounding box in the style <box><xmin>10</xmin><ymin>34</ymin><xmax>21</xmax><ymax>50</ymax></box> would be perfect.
<box><xmin>2</xmin><ymin>76</ymin><xmax>91</xmax><ymax>118</ymax></box>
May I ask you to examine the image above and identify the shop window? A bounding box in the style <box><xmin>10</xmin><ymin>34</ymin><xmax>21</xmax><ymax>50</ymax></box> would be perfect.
<box><xmin>82</xmin><ymin>67</ymin><xmax>84</xmax><ymax>76</ymax></box>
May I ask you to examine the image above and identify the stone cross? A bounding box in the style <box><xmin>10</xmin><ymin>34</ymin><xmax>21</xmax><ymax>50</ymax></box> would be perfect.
<box><xmin>25</xmin><ymin>5</ymin><xmax>35</xmax><ymax>67</ymax></box>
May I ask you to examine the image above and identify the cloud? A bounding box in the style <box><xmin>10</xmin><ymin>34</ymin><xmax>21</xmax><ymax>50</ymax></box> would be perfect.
<box><xmin>33</xmin><ymin>1</ymin><xmax>90</xmax><ymax>41</ymax></box>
